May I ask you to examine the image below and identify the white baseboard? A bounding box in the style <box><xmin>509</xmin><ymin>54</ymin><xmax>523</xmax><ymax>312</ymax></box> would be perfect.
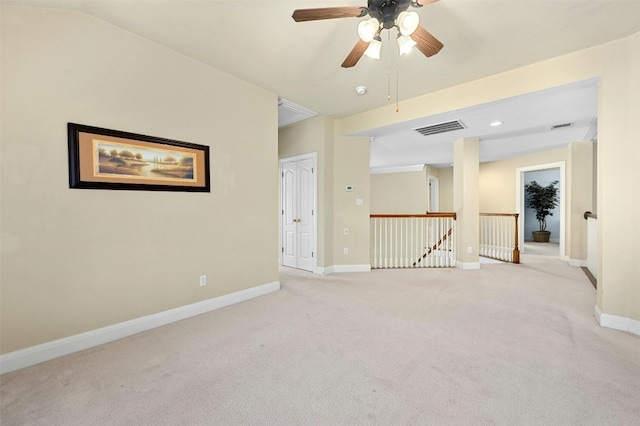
<box><xmin>333</xmin><ymin>264</ymin><xmax>371</xmax><ymax>273</ymax></box>
<box><xmin>321</xmin><ymin>264</ymin><xmax>371</xmax><ymax>274</ymax></box>
<box><xmin>457</xmin><ymin>261</ymin><xmax>481</xmax><ymax>270</ymax></box>
<box><xmin>0</xmin><ymin>281</ymin><xmax>281</xmax><ymax>375</ymax></box>
<box><xmin>594</xmin><ymin>304</ymin><xmax>640</xmax><ymax>336</ymax></box>
<box><xmin>568</xmin><ymin>258</ymin><xmax>587</xmax><ymax>267</ymax></box>
<box><xmin>316</xmin><ymin>266</ymin><xmax>330</xmax><ymax>275</ymax></box>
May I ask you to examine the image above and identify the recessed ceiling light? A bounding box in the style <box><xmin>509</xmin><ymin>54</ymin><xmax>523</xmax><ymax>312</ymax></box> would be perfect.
<box><xmin>355</xmin><ymin>86</ymin><xmax>367</xmax><ymax>95</ymax></box>
<box><xmin>490</xmin><ymin>121</ymin><xmax>503</xmax><ymax>127</ymax></box>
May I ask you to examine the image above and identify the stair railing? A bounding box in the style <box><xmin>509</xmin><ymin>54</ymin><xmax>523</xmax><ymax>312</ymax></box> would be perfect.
<box><xmin>584</xmin><ymin>211</ymin><xmax>597</xmax><ymax>287</ymax></box>
<box><xmin>370</xmin><ymin>213</ymin><xmax>457</xmax><ymax>268</ymax></box>
<box><xmin>479</xmin><ymin>213</ymin><xmax>520</xmax><ymax>263</ymax></box>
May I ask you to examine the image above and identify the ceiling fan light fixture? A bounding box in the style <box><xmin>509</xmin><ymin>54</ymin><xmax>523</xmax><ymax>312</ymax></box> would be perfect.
<box><xmin>364</xmin><ymin>37</ymin><xmax>382</xmax><ymax>59</ymax></box>
<box><xmin>358</xmin><ymin>18</ymin><xmax>380</xmax><ymax>42</ymax></box>
<box><xmin>397</xmin><ymin>11</ymin><xmax>419</xmax><ymax>36</ymax></box>
<box><xmin>397</xmin><ymin>34</ymin><xmax>417</xmax><ymax>55</ymax></box>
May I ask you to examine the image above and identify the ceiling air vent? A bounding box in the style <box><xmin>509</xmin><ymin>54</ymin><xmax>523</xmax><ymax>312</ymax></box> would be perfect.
<box><xmin>414</xmin><ymin>120</ymin><xmax>466</xmax><ymax>136</ymax></box>
<box><xmin>278</xmin><ymin>98</ymin><xmax>318</xmax><ymax>128</ymax></box>
<box><xmin>551</xmin><ymin>122</ymin><xmax>573</xmax><ymax>130</ymax></box>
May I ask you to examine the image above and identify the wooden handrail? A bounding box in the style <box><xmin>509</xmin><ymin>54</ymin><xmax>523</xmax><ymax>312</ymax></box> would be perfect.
<box><xmin>479</xmin><ymin>213</ymin><xmax>520</xmax><ymax>264</ymax></box>
<box><xmin>584</xmin><ymin>211</ymin><xmax>597</xmax><ymax>220</ymax></box>
<box><xmin>480</xmin><ymin>213</ymin><xmax>519</xmax><ymax>217</ymax></box>
<box><xmin>370</xmin><ymin>212</ymin><xmax>457</xmax><ymax>219</ymax></box>
<box><xmin>413</xmin><ymin>226</ymin><xmax>454</xmax><ymax>267</ymax></box>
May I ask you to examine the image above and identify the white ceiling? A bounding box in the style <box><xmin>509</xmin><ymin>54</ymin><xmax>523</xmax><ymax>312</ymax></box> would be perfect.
<box><xmin>362</xmin><ymin>78</ymin><xmax>599</xmax><ymax>170</ymax></box>
<box><xmin>5</xmin><ymin>0</ymin><xmax>640</xmax><ymax>169</ymax></box>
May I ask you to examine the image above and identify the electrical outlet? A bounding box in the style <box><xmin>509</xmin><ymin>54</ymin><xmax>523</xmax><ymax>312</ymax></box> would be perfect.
<box><xmin>343</xmin><ymin>248</ymin><xmax>349</xmax><ymax>255</ymax></box>
<box><xmin>467</xmin><ymin>246</ymin><xmax>472</xmax><ymax>254</ymax></box>
<box><xmin>199</xmin><ymin>275</ymin><xmax>207</xmax><ymax>287</ymax></box>
<box><xmin>344</xmin><ymin>227</ymin><xmax>349</xmax><ymax>236</ymax></box>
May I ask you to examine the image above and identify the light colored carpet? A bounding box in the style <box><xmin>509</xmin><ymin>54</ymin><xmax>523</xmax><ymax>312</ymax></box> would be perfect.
<box><xmin>523</xmin><ymin>242</ymin><xmax>560</xmax><ymax>257</ymax></box>
<box><xmin>2</xmin><ymin>255</ymin><xmax>639</xmax><ymax>425</ymax></box>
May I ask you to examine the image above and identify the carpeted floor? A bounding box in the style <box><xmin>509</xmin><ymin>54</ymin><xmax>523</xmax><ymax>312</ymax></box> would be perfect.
<box><xmin>523</xmin><ymin>242</ymin><xmax>560</xmax><ymax>257</ymax></box>
<box><xmin>1</xmin><ymin>255</ymin><xmax>639</xmax><ymax>425</ymax></box>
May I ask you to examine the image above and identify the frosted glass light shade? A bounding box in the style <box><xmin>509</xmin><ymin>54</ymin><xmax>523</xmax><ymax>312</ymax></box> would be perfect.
<box><xmin>364</xmin><ymin>37</ymin><xmax>382</xmax><ymax>59</ymax></box>
<box><xmin>397</xmin><ymin>11</ymin><xmax>419</xmax><ymax>36</ymax></box>
<box><xmin>358</xmin><ymin>18</ymin><xmax>380</xmax><ymax>42</ymax></box>
<box><xmin>397</xmin><ymin>34</ymin><xmax>417</xmax><ymax>55</ymax></box>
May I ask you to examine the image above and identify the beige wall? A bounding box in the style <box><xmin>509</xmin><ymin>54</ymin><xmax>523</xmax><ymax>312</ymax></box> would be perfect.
<box><xmin>279</xmin><ymin>117</ymin><xmax>370</xmax><ymax>269</ymax></box>
<box><xmin>438</xmin><ymin>167</ymin><xmax>454</xmax><ymax>212</ymax></box>
<box><xmin>439</xmin><ymin>146</ymin><xmax>568</xmax><ymax>215</ymax></box>
<box><xmin>567</xmin><ymin>142</ymin><xmax>595</xmax><ymax>261</ymax></box>
<box><xmin>454</xmin><ymin>139</ymin><xmax>480</xmax><ymax>265</ymax></box>
<box><xmin>331</xmin><ymin>130</ymin><xmax>370</xmax><ymax>267</ymax></box>
<box><xmin>0</xmin><ymin>7</ymin><xmax>279</xmax><ymax>354</ymax></box>
<box><xmin>477</xmin><ymin>143</ymin><xmax>594</xmax><ymax>261</ymax></box>
<box><xmin>278</xmin><ymin>116</ymin><xmax>333</xmax><ymax>267</ymax></box>
<box><xmin>596</xmin><ymin>32</ymin><xmax>640</xmax><ymax>319</ymax></box>
<box><xmin>478</xmin><ymin>147</ymin><xmax>568</xmax><ymax>212</ymax></box>
<box><xmin>336</xmin><ymin>32</ymin><xmax>640</xmax><ymax>323</ymax></box>
<box><xmin>370</xmin><ymin>170</ymin><xmax>427</xmax><ymax>214</ymax></box>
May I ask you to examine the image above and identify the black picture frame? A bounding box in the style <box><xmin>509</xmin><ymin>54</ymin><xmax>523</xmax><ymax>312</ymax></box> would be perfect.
<box><xmin>68</xmin><ymin>123</ymin><xmax>210</xmax><ymax>192</ymax></box>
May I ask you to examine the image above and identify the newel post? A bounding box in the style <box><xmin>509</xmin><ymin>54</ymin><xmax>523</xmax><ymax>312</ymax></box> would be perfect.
<box><xmin>513</xmin><ymin>213</ymin><xmax>520</xmax><ymax>264</ymax></box>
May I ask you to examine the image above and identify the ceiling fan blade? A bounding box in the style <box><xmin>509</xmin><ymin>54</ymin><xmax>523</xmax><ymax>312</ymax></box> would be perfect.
<box><xmin>341</xmin><ymin>39</ymin><xmax>370</xmax><ymax>68</ymax></box>
<box><xmin>410</xmin><ymin>25</ymin><xmax>443</xmax><ymax>57</ymax></box>
<box><xmin>292</xmin><ymin>7</ymin><xmax>367</xmax><ymax>22</ymax></box>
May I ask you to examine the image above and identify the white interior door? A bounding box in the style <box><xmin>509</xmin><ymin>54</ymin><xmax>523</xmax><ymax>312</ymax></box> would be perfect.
<box><xmin>282</xmin><ymin>163</ymin><xmax>297</xmax><ymax>268</ymax></box>
<box><xmin>281</xmin><ymin>155</ymin><xmax>316</xmax><ymax>272</ymax></box>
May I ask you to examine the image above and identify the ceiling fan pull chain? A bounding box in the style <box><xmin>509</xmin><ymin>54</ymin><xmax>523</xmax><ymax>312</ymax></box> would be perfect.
<box><xmin>387</xmin><ymin>30</ymin><xmax>392</xmax><ymax>101</ymax></box>
<box><xmin>396</xmin><ymin>62</ymin><xmax>400</xmax><ymax>112</ymax></box>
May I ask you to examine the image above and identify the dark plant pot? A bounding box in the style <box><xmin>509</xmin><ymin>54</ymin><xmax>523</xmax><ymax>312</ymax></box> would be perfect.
<box><xmin>532</xmin><ymin>230</ymin><xmax>551</xmax><ymax>243</ymax></box>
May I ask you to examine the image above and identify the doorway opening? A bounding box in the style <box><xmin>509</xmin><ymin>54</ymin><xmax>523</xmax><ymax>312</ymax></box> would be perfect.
<box><xmin>516</xmin><ymin>162</ymin><xmax>565</xmax><ymax>258</ymax></box>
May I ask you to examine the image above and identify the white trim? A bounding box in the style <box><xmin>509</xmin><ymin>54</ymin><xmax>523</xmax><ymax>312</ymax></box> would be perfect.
<box><xmin>427</xmin><ymin>175</ymin><xmax>440</xmax><ymax>212</ymax></box>
<box><xmin>594</xmin><ymin>304</ymin><xmax>603</xmax><ymax>323</ymax></box>
<box><xmin>327</xmin><ymin>264</ymin><xmax>371</xmax><ymax>273</ymax></box>
<box><xmin>568</xmin><ymin>258</ymin><xmax>587</xmax><ymax>267</ymax></box>
<box><xmin>457</xmin><ymin>261</ymin><xmax>481</xmax><ymax>270</ymax></box>
<box><xmin>279</xmin><ymin>152</ymin><xmax>317</xmax><ymax>164</ymax></box>
<box><xmin>594</xmin><ymin>305</ymin><xmax>640</xmax><ymax>336</ymax></box>
<box><xmin>516</xmin><ymin>161</ymin><xmax>566</xmax><ymax>259</ymax></box>
<box><xmin>0</xmin><ymin>281</ymin><xmax>280</xmax><ymax>375</ymax></box>
<box><xmin>370</xmin><ymin>164</ymin><xmax>424</xmax><ymax>174</ymax></box>
<box><xmin>315</xmin><ymin>266</ymin><xmax>329</xmax><ymax>275</ymax></box>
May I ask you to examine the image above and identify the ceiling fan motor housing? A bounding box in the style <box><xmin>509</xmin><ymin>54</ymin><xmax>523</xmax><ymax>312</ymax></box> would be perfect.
<box><xmin>368</xmin><ymin>0</ymin><xmax>413</xmax><ymax>29</ymax></box>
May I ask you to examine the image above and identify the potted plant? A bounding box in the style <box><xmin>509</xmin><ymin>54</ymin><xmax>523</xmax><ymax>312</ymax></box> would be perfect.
<box><xmin>524</xmin><ymin>180</ymin><xmax>559</xmax><ymax>242</ymax></box>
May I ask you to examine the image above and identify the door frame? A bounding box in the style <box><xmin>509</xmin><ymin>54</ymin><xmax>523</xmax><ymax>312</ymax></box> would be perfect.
<box><xmin>279</xmin><ymin>152</ymin><xmax>318</xmax><ymax>273</ymax></box>
<box><xmin>427</xmin><ymin>175</ymin><xmax>439</xmax><ymax>212</ymax></box>
<box><xmin>516</xmin><ymin>161</ymin><xmax>565</xmax><ymax>258</ymax></box>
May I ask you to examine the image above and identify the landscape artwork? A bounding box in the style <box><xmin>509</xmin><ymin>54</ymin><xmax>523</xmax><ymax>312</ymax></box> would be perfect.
<box><xmin>68</xmin><ymin>123</ymin><xmax>210</xmax><ymax>192</ymax></box>
<box><xmin>94</xmin><ymin>140</ymin><xmax>196</xmax><ymax>182</ymax></box>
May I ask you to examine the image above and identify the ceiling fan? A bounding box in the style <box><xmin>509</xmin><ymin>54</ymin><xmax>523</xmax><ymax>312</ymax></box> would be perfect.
<box><xmin>292</xmin><ymin>0</ymin><xmax>443</xmax><ymax>68</ymax></box>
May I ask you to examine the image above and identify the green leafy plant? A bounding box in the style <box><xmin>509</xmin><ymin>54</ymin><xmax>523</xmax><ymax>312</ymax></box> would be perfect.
<box><xmin>525</xmin><ymin>180</ymin><xmax>559</xmax><ymax>232</ymax></box>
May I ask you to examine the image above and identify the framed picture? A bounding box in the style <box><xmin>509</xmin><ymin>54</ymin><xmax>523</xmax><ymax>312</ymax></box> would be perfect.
<box><xmin>68</xmin><ymin>123</ymin><xmax>210</xmax><ymax>192</ymax></box>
